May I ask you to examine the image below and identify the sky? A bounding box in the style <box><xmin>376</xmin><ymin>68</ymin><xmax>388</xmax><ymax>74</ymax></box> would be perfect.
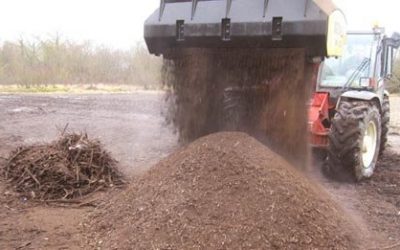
<box><xmin>0</xmin><ymin>0</ymin><xmax>399</xmax><ymax>50</ymax></box>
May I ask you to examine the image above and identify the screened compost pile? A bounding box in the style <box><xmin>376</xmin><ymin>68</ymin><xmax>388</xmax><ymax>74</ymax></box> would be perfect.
<box><xmin>85</xmin><ymin>132</ymin><xmax>361</xmax><ymax>250</ymax></box>
<box><xmin>1</xmin><ymin>133</ymin><xmax>124</xmax><ymax>201</ymax></box>
<box><xmin>163</xmin><ymin>48</ymin><xmax>313</xmax><ymax>168</ymax></box>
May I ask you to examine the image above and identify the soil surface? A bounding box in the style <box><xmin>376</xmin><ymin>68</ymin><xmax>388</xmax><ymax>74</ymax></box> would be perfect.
<box><xmin>0</xmin><ymin>93</ymin><xmax>399</xmax><ymax>249</ymax></box>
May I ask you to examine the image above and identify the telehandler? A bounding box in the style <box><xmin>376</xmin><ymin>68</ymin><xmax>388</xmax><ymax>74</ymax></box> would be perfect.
<box><xmin>144</xmin><ymin>0</ymin><xmax>399</xmax><ymax>181</ymax></box>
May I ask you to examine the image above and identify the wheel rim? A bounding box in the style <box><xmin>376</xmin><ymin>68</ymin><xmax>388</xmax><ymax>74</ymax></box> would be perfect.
<box><xmin>362</xmin><ymin>121</ymin><xmax>377</xmax><ymax>168</ymax></box>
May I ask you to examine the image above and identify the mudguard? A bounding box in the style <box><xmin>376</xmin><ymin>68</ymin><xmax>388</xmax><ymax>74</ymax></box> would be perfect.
<box><xmin>338</xmin><ymin>90</ymin><xmax>382</xmax><ymax>111</ymax></box>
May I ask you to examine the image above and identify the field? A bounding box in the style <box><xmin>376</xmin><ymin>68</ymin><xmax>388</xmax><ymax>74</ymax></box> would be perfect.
<box><xmin>391</xmin><ymin>95</ymin><xmax>400</xmax><ymax>131</ymax></box>
<box><xmin>0</xmin><ymin>93</ymin><xmax>399</xmax><ymax>249</ymax></box>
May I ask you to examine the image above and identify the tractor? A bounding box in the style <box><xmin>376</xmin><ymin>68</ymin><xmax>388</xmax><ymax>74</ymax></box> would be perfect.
<box><xmin>144</xmin><ymin>0</ymin><xmax>399</xmax><ymax>181</ymax></box>
<box><xmin>309</xmin><ymin>28</ymin><xmax>400</xmax><ymax>181</ymax></box>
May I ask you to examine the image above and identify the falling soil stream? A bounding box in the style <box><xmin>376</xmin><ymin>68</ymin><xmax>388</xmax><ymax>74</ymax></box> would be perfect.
<box><xmin>162</xmin><ymin>48</ymin><xmax>314</xmax><ymax>169</ymax></box>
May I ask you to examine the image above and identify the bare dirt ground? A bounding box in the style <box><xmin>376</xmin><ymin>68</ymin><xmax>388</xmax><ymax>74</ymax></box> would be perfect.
<box><xmin>0</xmin><ymin>93</ymin><xmax>399</xmax><ymax>249</ymax></box>
<box><xmin>313</xmin><ymin>95</ymin><xmax>400</xmax><ymax>248</ymax></box>
<box><xmin>0</xmin><ymin>93</ymin><xmax>177</xmax><ymax>249</ymax></box>
<box><xmin>0</xmin><ymin>93</ymin><xmax>177</xmax><ymax>175</ymax></box>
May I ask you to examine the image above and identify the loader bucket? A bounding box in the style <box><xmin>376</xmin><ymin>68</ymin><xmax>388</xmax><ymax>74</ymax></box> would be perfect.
<box><xmin>144</xmin><ymin>0</ymin><xmax>346</xmax><ymax>57</ymax></box>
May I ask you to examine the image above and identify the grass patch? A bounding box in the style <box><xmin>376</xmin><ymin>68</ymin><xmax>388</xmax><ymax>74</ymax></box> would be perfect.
<box><xmin>0</xmin><ymin>85</ymin><xmax>70</xmax><ymax>93</ymax></box>
<box><xmin>0</xmin><ymin>84</ymin><xmax>162</xmax><ymax>93</ymax></box>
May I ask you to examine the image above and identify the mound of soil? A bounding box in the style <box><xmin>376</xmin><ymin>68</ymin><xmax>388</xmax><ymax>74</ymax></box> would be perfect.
<box><xmin>1</xmin><ymin>133</ymin><xmax>124</xmax><ymax>201</ymax></box>
<box><xmin>85</xmin><ymin>132</ymin><xmax>360</xmax><ymax>249</ymax></box>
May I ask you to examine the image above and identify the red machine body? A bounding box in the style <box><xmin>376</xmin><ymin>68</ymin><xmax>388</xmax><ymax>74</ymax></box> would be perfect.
<box><xmin>308</xmin><ymin>61</ymin><xmax>331</xmax><ymax>148</ymax></box>
<box><xmin>309</xmin><ymin>92</ymin><xmax>330</xmax><ymax>148</ymax></box>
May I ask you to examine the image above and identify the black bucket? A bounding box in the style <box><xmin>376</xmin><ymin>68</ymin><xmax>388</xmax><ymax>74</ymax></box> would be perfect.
<box><xmin>144</xmin><ymin>0</ymin><xmax>341</xmax><ymax>57</ymax></box>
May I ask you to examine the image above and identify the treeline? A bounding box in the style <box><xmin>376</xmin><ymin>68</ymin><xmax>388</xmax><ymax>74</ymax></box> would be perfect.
<box><xmin>0</xmin><ymin>36</ymin><xmax>399</xmax><ymax>93</ymax></box>
<box><xmin>0</xmin><ymin>37</ymin><xmax>162</xmax><ymax>88</ymax></box>
<box><xmin>389</xmin><ymin>57</ymin><xmax>400</xmax><ymax>93</ymax></box>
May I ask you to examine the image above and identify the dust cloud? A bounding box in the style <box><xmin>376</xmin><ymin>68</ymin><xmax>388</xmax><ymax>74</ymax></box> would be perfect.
<box><xmin>162</xmin><ymin>48</ymin><xmax>314</xmax><ymax>169</ymax></box>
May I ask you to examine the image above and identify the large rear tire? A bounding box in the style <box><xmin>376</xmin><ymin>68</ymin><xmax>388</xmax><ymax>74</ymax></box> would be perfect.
<box><xmin>380</xmin><ymin>96</ymin><xmax>390</xmax><ymax>155</ymax></box>
<box><xmin>323</xmin><ymin>100</ymin><xmax>381</xmax><ymax>181</ymax></box>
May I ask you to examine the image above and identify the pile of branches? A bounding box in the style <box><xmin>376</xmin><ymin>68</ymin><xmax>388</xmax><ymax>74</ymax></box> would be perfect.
<box><xmin>1</xmin><ymin>133</ymin><xmax>124</xmax><ymax>201</ymax></box>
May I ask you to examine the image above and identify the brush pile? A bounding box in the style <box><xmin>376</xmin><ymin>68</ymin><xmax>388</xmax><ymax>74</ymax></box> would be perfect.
<box><xmin>1</xmin><ymin>133</ymin><xmax>124</xmax><ymax>201</ymax></box>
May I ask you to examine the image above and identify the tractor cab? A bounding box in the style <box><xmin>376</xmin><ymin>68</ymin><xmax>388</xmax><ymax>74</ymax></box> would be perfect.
<box><xmin>321</xmin><ymin>32</ymin><xmax>380</xmax><ymax>90</ymax></box>
<box><xmin>317</xmin><ymin>29</ymin><xmax>396</xmax><ymax>101</ymax></box>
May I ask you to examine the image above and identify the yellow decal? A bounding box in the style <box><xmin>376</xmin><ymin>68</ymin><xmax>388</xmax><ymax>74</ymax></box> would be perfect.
<box><xmin>327</xmin><ymin>10</ymin><xmax>347</xmax><ymax>57</ymax></box>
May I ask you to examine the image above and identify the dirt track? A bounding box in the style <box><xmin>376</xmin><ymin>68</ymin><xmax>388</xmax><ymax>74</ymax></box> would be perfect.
<box><xmin>0</xmin><ymin>93</ymin><xmax>177</xmax><ymax>176</ymax></box>
<box><xmin>0</xmin><ymin>93</ymin><xmax>399</xmax><ymax>249</ymax></box>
